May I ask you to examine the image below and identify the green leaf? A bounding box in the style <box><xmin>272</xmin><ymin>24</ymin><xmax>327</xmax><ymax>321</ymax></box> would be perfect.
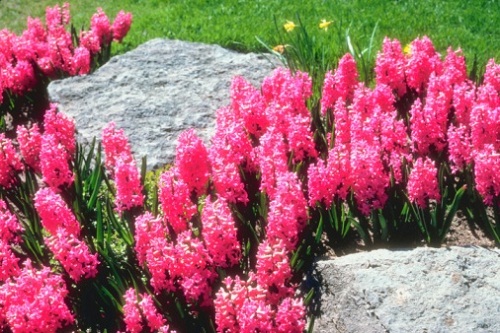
<box><xmin>315</xmin><ymin>213</ymin><xmax>324</xmax><ymax>244</ymax></box>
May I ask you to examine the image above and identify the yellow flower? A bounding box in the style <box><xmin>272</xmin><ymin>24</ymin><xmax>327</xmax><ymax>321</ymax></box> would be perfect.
<box><xmin>319</xmin><ymin>19</ymin><xmax>332</xmax><ymax>31</ymax></box>
<box><xmin>403</xmin><ymin>43</ymin><xmax>412</xmax><ymax>56</ymax></box>
<box><xmin>272</xmin><ymin>44</ymin><xmax>286</xmax><ymax>54</ymax></box>
<box><xmin>283</xmin><ymin>20</ymin><xmax>296</xmax><ymax>32</ymax></box>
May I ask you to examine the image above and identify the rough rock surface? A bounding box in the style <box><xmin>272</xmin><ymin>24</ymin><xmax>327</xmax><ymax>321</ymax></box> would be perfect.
<box><xmin>312</xmin><ymin>246</ymin><xmax>500</xmax><ymax>333</ymax></box>
<box><xmin>48</xmin><ymin>38</ymin><xmax>280</xmax><ymax>169</ymax></box>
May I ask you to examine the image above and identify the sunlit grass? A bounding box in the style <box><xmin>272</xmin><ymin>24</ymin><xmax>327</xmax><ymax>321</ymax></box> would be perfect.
<box><xmin>2</xmin><ymin>0</ymin><xmax>499</xmax><ymax>74</ymax></box>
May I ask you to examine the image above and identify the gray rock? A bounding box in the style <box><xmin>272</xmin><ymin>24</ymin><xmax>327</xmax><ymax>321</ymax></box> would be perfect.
<box><xmin>48</xmin><ymin>38</ymin><xmax>280</xmax><ymax>169</ymax></box>
<box><xmin>312</xmin><ymin>246</ymin><xmax>500</xmax><ymax>333</ymax></box>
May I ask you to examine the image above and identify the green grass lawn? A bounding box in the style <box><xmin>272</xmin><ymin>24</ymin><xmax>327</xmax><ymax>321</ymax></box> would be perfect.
<box><xmin>2</xmin><ymin>0</ymin><xmax>499</xmax><ymax>73</ymax></box>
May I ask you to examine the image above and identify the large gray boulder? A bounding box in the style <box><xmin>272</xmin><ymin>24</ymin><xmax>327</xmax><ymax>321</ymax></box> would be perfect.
<box><xmin>48</xmin><ymin>38</ymin><xmax>280</xmax><ymax>169</ymax></box>
<box><xmin>312</xmin><ymin>246</ymin><xmax>500</xmax><ymax>333</ymax></box>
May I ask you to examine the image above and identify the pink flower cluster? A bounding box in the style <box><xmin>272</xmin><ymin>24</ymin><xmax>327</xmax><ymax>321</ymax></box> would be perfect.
<box><xmin>93</xmin><ymin>35</ymin><xmax>500</xmax><ymax>331</ymax></box>
<box><xmin>34</xmin><ymin>187</ymin><xmax>99</xmax><ymax>282</ymax></box>
<box><xmin>0</xmin><ymin>104</ymin><xmax>76</xmax><ymax>190</ymax></box>
<box><xmin>39</xmin><ymin>104</ymin><xmax>76</xmax><ymax>189</ymax></box>
<box><xmin>0</xmin><ymin>200</ymin><xmax>23</xmax><ymax>282</ymax></box>
<box><xmin>0</xmin><ymin>260</ymin><xmax>74</xmax><ymax>333</ymax></box>
<box><xmin>0</xmin><ymin>133</ymin><xmax>24</xmax><ymax>188</ymax></box>
<box><xmin>407</xmin><ymin>157</ymin><xmax>440</xmax><ymax>207</ymax></box>
<box><xmin>102</xmin><ymin>122</ymin><xmax>144</xmax><ymax>212</ymax></box>
<box><xmin>134</xmin><ymin>210</ymin><xmax>219</xmax><ymax>306</ymax></box>
<box><xmin>214</xmin><ymin>274</ymin><xmax>305</xmax><ymax>333</ymax></box>
<box><xmin>122</xmin><ymin>288</ymin><xmax>174</xmax><ymax>333</ymax></box>
<box><xmin>0</xmin><ymin>3</ymin><xmax>132</xmax><ymax>101</ymax></box>
<box><xmin>313</xmin><ymin>36</ymin><xmax>500</xmax><ymax>210</ymax></box>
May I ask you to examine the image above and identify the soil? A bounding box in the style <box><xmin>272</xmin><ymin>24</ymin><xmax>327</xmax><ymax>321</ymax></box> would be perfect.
<box><xmin>319</xmin><ymin>210</ymin><xmax>497</xmax><ymax>259</ymax></box>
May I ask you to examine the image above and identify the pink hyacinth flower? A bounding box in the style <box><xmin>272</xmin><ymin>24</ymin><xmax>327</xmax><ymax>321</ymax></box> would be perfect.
<box><xmin>0</xmin><ymin>199</ymin><xmax>24</xmax><ymax>244</ymax></box>
<box><xmin>34</xmin><ymin>187</ymin><xmax>81</xmax><ymax>236</ymax></box>
<box><xmin>16</xmin><ymin>123</ymin><xmax>42</xmax><ymax>172</ymax></box>
<box><xmin>102</xmin><ymin>122</ymin><xmax>134</xmax><ymax>176</ymax></box>
<box><xmin>407</xmin><ymin>157</ymin><xmax>441</xmax><ymax>208</ymax></box>
<box><xmin>123</xmin><ymin>289</ymin><xmax>144</xmax><ymax>333</ymax></box>
<box><xmin>158</xmin><ymin>168</ymin><xmax>196</xmax><ymax>234</ymax></box>
<box><xmin>175</xmin><ymin>231</ymin><xmax>217</xmax><ymax>307</ymax></box>
<box><xmin>275</xmin><ymin>297</ymin><xmax>306</xmax><ymax>333</ymax></box>
<box><xmin>473</xmin><ymin>145</ymin><xmax>500</xmax><ymax>206</ymax></box>
<box><xmin>71</xmin><ymin>46</ymin><xmax>91</xmax><ymax>75</ymax></box>
<box><xmin>114</xmin><ymin>153</ymin><xmax>144</xmax><ymax>213</ymax></box>
<box><xmin>375</xmin><ymin>37</ymin><xmax>407</xmax><ymax>97</ymax></box>
<box><xmin>0</xmin><ymin>260</ymin><xmax>74</xmax><ymax>333</ymax></box>
<box><xmin>39</xmin><ymin>134</ymin><xmax>74</xmax><ymax>189</ymax></box>
<box><xmin>91</xmin><ymin>8</ymin><xmax>113</xmax><ymax>44</ymax></box>
<box><xmin>0</xmin><ymin>240</ymin><xmax>21</xmax><ymax>282</ymax></box>
<box><xmin>201</xmin><ymin>196</ymin><xmax>241</xmax><ymax>268</ymax></box>
<box><xmin>230</xmin><ymin>76</ymin><xmax>269</xmax><ymax>138</ymax></box>
<box><xmin>134</xmin><ymin>212</ymin><xmax>167</xmax><ymax>266</ymax></box>
<box><xmin>405</xmin><ymin>36</ymin><xmax>443</xmax><ymax>93</ymax></box>
<box><xmin>321</xmin><ymin>53</ymin><xmax>359</xmax><ymax>115</ymax></box>
<box><xmin>0</xmin><ymin>134</ymin><xmax>24</xmax><ymax>188</ymax></box>
<box><xmin>43</xmin><ymin>104</ymin><xmax>76</xmax><ymax>157</ymax></box>
<box><xmin>112</xmin><ymin>10</ymin><xmax>133</xmax><ymax>42</ymax></box>
<box><xmin>175</xmin><ymin>129</ymin><xmax>210</xmax><ymax>195</ymax></box>
<box><xmin>44</xmin><ymin>228</ymin><xmax>99</xmax><ymax>282</ymax></box>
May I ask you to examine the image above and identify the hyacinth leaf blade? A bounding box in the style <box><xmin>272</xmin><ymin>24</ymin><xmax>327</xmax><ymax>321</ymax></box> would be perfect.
<box><xmin>438</xmin><ymin>185</ymin><xmax>466</xmax><ymax>244</ymax></box>
<box><xmin>7</xmin><ymin>170</ymin><xmax>47</xmax><ymax>265</ymax></box>
<box><xmin>96</xmin><ymin>199</ymin><xmax>104</xmax><ymax>248</ymax></box>
<box><xmin>492</xmin><ymin>200</ymin><xmax>500</xmax><ymax>244</ymax></box>
<box><xmin>406</xmin><ymin>199</ymin><xmax>431</xmax><ymax>244</ymax></box>
<box><xmin>104</xmin><ymin>194</ymin><xmax>133</xmax><ymax>246</ymax></box>
<box><xmin>290</xmin><ymin>243</ymin><xmax>303</xmax><ymax>270</ymax></box>
<box><xmin>372</xmin><ymin>209</ymin><xmax>389</xmax><ymax>243</ymax></box>
<box><xmin>314</xmin><ymin>212</ymin><xmax>324</xmax><ymax>244</ymax></box>
<box><xmin>466</xmin><ymin>192</ymin><xmax>499</xmax><ymax>244</ymax></box>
